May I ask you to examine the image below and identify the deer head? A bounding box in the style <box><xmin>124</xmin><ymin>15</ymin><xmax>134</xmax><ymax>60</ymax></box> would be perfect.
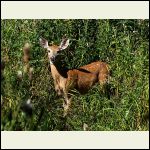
<box><xmin>39</xmin><ymin>36</ymin><xmax>69</xmax><ymax>63</ymax></box>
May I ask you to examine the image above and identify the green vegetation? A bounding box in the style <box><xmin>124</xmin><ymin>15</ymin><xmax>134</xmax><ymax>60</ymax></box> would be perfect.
<box><xmin>1</xmin><ymin>19</ymin><xmax>149</xmax><ymax>131</ymax></box>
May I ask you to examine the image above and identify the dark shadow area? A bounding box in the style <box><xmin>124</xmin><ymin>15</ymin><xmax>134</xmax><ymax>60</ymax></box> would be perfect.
<box><xmin>76</xmin><ymin>68</ymin><xmax>92</xmax><ymax>73</ymax></box>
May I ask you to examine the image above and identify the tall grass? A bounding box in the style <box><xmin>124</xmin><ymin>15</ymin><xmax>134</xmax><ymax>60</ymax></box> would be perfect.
<box><xmin>1</xmin><ymin>19</ymin><xmax>149</xmax><ymax>131</ymax></box>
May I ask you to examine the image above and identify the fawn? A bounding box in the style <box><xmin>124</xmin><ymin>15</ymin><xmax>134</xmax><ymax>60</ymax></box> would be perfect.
<box><xmin>39</xmin><ymin>36</ymin><xmax>109</xmax><ymax>116</ymax></box>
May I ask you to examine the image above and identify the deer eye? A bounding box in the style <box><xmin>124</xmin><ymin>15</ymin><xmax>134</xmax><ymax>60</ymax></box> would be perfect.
<box><xmin>47</xmin><ymin>50</ymin><xmax>50</xmax><ymax>53</ymax></box>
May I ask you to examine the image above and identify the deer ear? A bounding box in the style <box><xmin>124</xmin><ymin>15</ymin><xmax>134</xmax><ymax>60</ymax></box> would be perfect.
<box><xmin>39</xmin><ymin>37</ymin><xmax>49</xmax><ymax>49</ymax></box>
<box><xmin>59</xmin><ymin>38</ymin><xmax>69</xmax><ymax>50</ymax></box>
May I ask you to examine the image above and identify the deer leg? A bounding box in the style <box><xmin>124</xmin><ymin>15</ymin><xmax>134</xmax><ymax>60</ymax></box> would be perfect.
<box><xmin>98</xmin><ymin>71</ymin><xmax>110</xmax><ymax>98</ymax></box>
<box><xmin>63</xmin><ymin>91</ymin><xmax>71</xmax><ymax>117</ymax></box>
<box><xmin>54</xmin><ymin>81</ymin><xmax>62</xmax><ymax>96</ymax></box>
<box><xmin>56</xmin><ymin>87</ymin><xmax>62</xmax><ymax>96</ymax></box>
<box><xmin>98</xmin><ymin>73</ymin><xmax>108</xmax><ymax>94</ymax></box>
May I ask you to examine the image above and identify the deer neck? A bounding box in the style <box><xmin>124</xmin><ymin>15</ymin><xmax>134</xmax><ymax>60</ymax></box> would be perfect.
<box><xmin>49</xmin><ymin>60</ymin><xmax>68</xmax><ymax>79</ymax></box>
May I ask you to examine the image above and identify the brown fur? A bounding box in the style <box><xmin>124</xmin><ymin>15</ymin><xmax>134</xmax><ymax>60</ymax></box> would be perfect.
<box><xmin>51</xmin><ymin>61</ymin><xmax>109</xmax><ymax>96</ymax></box>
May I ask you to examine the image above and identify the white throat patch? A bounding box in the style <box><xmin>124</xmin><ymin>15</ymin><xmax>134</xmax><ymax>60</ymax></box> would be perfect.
<box><xmin>50</xmin><ymin>60</ymin><xmax>53</xmax><ymax>65</ymax></box>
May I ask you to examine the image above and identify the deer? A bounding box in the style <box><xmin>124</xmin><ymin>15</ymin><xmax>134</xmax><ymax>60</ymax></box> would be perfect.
<box><xmin>39</xmin><ymin>36</ymin><xmax>110</xmax><ymax>116</ymax></box>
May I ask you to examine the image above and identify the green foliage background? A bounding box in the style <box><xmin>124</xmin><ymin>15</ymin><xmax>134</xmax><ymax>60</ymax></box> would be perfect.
<box><xmin>1</xmin><ymin>19</ymin><xmax>149</xmax><ymax>131</ymax></box>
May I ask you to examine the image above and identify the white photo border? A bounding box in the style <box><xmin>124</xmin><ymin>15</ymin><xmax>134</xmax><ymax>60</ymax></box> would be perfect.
<box><xmin>1</xmin><ymin>1</ymin><xmax>149</xmax><ymax>149</ymax></box>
